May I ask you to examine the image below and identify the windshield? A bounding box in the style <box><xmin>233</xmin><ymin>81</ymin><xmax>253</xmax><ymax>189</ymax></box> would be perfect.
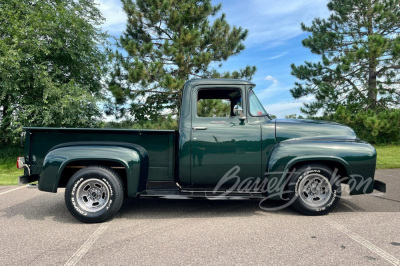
<box><xmin>249</xmin><ymin>89</ymin><xmax>269</xmax><ymax>117</ymax></box>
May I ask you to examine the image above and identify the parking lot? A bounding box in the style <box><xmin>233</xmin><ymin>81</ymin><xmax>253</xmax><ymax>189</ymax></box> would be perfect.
<box><xmin>0</xmin><ymin>169</ymin><xmax>399</xmax><ymax>265</ymax></box>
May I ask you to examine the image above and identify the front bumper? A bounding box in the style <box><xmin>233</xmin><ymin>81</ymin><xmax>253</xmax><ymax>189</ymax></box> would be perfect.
<box><xmin>373</xmin><ymin>180</ymin><xmax>386</xmax><ymax>193</ymax></box>
<box><xmin>18</xmin><ymin>175</ymin><xmax>39</xmax><ymax>186</ymax></box>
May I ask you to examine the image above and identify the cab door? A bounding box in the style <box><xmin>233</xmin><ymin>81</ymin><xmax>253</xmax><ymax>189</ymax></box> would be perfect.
<box><xmin>190</xmin><ymin>85</ymin><xmax>261</xmax><ymax>186</ymax></box>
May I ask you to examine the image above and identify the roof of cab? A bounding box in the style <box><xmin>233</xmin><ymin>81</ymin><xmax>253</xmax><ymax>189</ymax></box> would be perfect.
<box><xmin>184</xmin><ymin>78</ymin><xmax>255</xmax><ymax>87</ymax></box>
<box><xmin>179</xmin><ymin>79</ymin><xmax>256</xmax><ymax>119</ymax></box>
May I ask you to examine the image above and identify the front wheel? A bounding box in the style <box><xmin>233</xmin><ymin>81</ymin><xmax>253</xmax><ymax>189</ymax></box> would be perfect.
<box><xmin>288</xmin><ymin>164</ymin><xmax>341</xmax><ymax>215</ymax></box>
<box><xmin>65</xmin><ymin>166</ymin><xmax>124</xmax><ymax>223</ymax></box>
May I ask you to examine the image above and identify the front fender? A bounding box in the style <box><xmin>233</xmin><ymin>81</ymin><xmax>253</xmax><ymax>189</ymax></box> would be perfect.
<box><xmin>40</xmin><ymin>142</ymin><xmax>149</xmax><ymax>197</ymax></box>
<box><xmin>267</xmin><ymin>140</ymin><xmax>377</xmax><ymax>197</ymax></box>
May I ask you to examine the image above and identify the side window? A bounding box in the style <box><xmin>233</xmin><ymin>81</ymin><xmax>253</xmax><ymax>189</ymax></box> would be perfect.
<box><xmin>198</xmin><ymin>99</ymin><xmax>230</xmax><ymax>117</ymax></box>
<box><xmin>197</xmin><ymin>89</ymin><xmax>242</xmax><ymax>117</ymax></box>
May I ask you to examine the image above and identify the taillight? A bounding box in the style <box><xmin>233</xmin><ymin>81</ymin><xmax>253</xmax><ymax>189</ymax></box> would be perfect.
<box><xmin>17</xmin><ymin>157</ymin><xmax>25</xmax><ymax>169</ymax></box>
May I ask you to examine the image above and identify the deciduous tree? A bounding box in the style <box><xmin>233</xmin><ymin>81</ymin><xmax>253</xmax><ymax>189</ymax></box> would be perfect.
<box><xmin>0</xmin><ymin>0</ymin><xmax>108</xmax><ymax>143</ymax></box>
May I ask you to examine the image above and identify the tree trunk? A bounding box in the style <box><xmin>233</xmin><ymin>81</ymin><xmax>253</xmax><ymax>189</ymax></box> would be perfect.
<box><xmin>368</xmin><ymin>67</ymin><xmax>377</xmax><ymax>109</ymax></box>
<box><xmin>0</xmin><ymin>103</ymin><xmax>11</xmax><ymax>144</ymax></box>
<box><xmin>367</xmin><ymin>1</ymin><xmax>377</xmax><ymax>109</ymax></box>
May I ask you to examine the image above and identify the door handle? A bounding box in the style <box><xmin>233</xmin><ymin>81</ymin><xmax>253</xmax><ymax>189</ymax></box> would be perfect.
<box><xmin>192</xmin><ymin>127</ymin><xmax>207</xmax><ymax>131</ymax></box>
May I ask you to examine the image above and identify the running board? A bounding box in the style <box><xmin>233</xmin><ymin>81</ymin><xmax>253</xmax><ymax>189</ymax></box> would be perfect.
<box><xmin>139</xmin><ymin>189</ymin><xmax>265</xmax><ymax>200</ymax></box>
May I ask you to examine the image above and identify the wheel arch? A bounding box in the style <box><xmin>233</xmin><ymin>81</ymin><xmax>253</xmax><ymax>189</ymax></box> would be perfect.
<box><xmin>40</xmin><ymin>142</ymin><xmax>149</xmax><ymax>198</ymax></box>
<box><xmin>58</xmin><ymin>159</ymin><xmax>128</xmax><ymax>196</ymax></box>
<box><xmin>285</xmin><ymin>157</ymin><xmax>351</xmax><ymax>184</ymax></box>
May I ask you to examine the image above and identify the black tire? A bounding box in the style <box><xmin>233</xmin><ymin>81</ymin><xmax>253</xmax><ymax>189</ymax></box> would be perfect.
<box><xmin>65</xmin><ymin>166</ymin><xmax>124</xmax><ymax>223</ymax></box>
<box><xmin>288</xmin><ymin>164</ymin><xmax>341</xmax><ymax>215</ymax></box>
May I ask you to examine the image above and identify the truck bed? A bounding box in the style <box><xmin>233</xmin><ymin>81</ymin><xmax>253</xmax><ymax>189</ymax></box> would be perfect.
<box><xmin>24</xmin><ymin>127</ymin><xmax>176</xmax><ymax>182</ymax></box>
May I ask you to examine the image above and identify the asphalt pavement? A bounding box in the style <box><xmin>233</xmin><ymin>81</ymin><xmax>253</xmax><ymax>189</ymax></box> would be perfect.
<box><xmin>0</xmin><ymin>169</ymin><xmax>399</xmax><ymax>265</ymax></box>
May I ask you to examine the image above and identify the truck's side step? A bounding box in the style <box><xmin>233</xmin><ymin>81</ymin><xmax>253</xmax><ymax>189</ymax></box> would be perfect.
<box><xmin>146</xmin><ymin>181</ymin><xmax>180</xmax><ymax>190</ymax></box>
<box><xmin>139</xmin><ymin>188</ymin><xmax>264</xmax><ymax>200</ymax></box>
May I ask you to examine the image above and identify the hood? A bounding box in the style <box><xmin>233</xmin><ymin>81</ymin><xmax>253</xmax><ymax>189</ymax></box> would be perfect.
<box><xmin>275</xmin><ymin>119</ymin><xmax>357</xmax><ymax>143</ymax></box>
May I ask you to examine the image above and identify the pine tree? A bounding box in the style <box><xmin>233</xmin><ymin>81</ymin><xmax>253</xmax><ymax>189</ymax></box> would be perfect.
<box><xmin>107</xmin><ymin>0</ymin><xmax>256</xmax><ymax>120</ymax></box>
<box><xmin>291</xmin><ymin>0</ymin><xmax>400</xmax><ymax>116</ymax></box>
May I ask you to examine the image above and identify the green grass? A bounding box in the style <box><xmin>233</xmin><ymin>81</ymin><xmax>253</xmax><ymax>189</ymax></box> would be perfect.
<box><xmin>375</xmin><ymin>145</ymin><xmax>400</xmax><ymax>169</ymax></box>
<box><xmin>0</xmin><ymin>145</ymin><xmax>24</xmax><ymax>185</ymax></box>
<box><xmin>0</xmin><ymin>144</ymin><xmax>399</xmax><ymax>185</ymax></box>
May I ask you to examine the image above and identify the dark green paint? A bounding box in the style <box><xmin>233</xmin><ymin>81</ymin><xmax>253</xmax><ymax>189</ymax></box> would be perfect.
<box><xmin>267</xmin><ymin>139</ymin><xmax>376</xmax><ymax>196</ymax></box>
<box><xmin>275</xmin><ymin>119</ymin><xmax>357</xmax><ymax>142</ymax></box>
<box><xmin>25</xmin><ymin>127</ymin><xmax>174</xmax><ymax>180</ymax></box>
<box><xmin>190</xmin><ymin>84</ymin><xmax>261</xmax><ymax>185</ymax></box>
<box><xmin>41</xmin><ymin>144</ymin><xmax>146</xmax><ymax>197</ymax></box>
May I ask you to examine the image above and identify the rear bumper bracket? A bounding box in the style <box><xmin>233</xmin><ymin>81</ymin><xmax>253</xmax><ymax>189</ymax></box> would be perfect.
<box><xmin>18</xmin><ymin>175</ymin><xmax>39</xmax><ymax>186</ymax></box>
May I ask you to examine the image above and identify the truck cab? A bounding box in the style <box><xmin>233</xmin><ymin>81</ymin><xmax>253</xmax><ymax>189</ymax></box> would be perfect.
<box><xmin>178</xmin><ymin>79</ymin><xmax>274</xmax><ymax>187</ymax></box>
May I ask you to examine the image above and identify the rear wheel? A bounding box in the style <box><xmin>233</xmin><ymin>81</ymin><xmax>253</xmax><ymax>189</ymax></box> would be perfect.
<box><xmin>288</xmin><ymin>164</ymin><xmax>341</xmax><ymax>215</ymax></box>
<box><xmin>65</xmin><ymin>166</ymin><xmax>124</xmax><ymax>223</ymax></box>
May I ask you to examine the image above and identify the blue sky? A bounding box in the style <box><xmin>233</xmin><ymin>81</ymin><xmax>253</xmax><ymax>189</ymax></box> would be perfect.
<box><xmin>95</xmin><ymin>0</ymin><xmax>331</xmax><ymax>118</ymax></box>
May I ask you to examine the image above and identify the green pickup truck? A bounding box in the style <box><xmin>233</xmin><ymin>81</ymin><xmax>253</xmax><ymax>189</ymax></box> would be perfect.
<box><xmin>17</xmin><ymin>79</ymin><xmax>385</xmax><ymax>222</ymax></box>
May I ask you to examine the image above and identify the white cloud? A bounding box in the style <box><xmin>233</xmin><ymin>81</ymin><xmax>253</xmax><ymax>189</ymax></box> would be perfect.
<box><xmin>94</xmin><ymin>0</ymin><xmax>330</xmax><ymax>48</ymax></box>
<box><xmin>264</xmin><ymin>75</ymin><xmax>278</xmax><ymax>83</ymax></box>
<box><xmin>221</xmin><ymin>0</ymin><xmax>331</xmax><ymax>48</ymax></box>
<box><xmin>255</xmin><ymin>76</ymin><xmax>291</xmax><ymax>102</ymax></box>
<box><xmin>95</xmin><ymin>0</ymin><xmax>127</xmax><ymax>35</ymax></box>
<box><xmin>266</xmin><ymin>51</ymin><xmax>288</xmax><ymax>60</ymax></box>
<box><xmin>253</xmin><ymin>76</ymin><xmax>295</xmax><ymax>114</ymax></box>
<box><xmin>264</xmin><ymin>95</ymin><xmax>315</xmax><ymax>118</ymax></box>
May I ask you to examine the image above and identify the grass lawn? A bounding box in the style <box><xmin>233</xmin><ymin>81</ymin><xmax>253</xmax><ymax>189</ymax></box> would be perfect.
<box><xmin>0</xmin><ymin>144</ymin><xmax>398</xmax><ymax>185</ymax></box>
<box><xmin>0</xmin><ymin>145</ymin><xmax>24</xmax><ymax>185</ymax></box>
<box><xmin>375</xmin><ymin>145</ymin><xmax>400</xmax><ymax>169</ymax></box>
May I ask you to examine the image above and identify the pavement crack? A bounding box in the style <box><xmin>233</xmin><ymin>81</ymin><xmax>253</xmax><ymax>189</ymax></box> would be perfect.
<box><xmin>321</xmin><ymin>217</ymin><xmax>399</xmax><ymax>266</ymax></box>
<box><xmin>373</xmin><ymin>195</ymin><xmax>400</xmax><ymax>204</ymax></box>
<box><xmin>64</xmin><ymin>222</ymin><xmax>110</xmax><ymax>266</ymax></box>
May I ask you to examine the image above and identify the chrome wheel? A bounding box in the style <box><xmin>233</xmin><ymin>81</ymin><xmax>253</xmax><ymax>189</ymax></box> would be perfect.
<box><xmin>75</xmin><ymin>178</ymin><xmax>110</xmax><ymax>213</ymax></box>
<box><xmin>298</xmin><ymin>173</ymin><xmax>332</xmax><ymax>208</ymax></box>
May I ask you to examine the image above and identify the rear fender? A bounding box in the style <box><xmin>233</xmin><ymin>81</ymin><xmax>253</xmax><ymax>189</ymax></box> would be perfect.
<box><xmin>40</xmin><ymin>142</ymin><xmax>149</xmax><ymax>197</ymax></box>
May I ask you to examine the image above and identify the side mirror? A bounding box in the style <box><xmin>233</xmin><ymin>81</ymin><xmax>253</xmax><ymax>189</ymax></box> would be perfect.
<box><xmin>233</xmin><ymin>105</ymin><xmax>246</xmax><ymax>122</ymax></box>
